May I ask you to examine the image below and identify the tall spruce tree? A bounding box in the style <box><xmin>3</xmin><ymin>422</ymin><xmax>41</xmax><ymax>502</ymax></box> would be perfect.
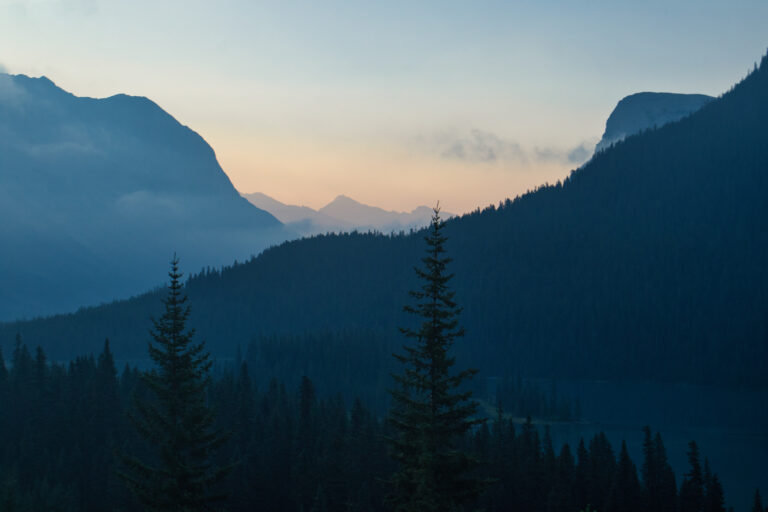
<box><xmin>121</xmin><ymin>256</ymin><xmax>228</xmax><ymax>512</ymax></box>
<box><xmin>680</xmin><ymin>441</ymin><xmax>705</xmax><ymax>512</ymax></box>
<box><xmin>703</xmin><ymin>459</ymin><xmax>726</xmax><ymax>512</ymax></box>
<box><xmin>605</xmin><ymin>441</ymin><xmax>642</xmax><ymax>512</ymax></box>
<box><xmin>752</xmin><ymin>489</ymin><xmax>764</xmax><ymax>512</ymax></box>
<box><xmin>387</xmin><ymin>206</ymin><xmax>484</xmax><ymax>512</ymax></box>
<box><xmin>640</xmin><ymin>428</ymin><xmax>678</xmax><ymax>512</ymax></box>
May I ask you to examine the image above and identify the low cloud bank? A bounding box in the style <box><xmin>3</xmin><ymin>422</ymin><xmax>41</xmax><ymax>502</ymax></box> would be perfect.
<box><xmin>424</xmin><ymin>129</ymin><xmax>597</xmax><ymax>168</ymax></box>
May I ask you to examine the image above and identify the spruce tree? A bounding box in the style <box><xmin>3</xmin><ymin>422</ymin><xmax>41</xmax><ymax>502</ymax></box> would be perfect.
<box><xmin>588</xmin><ymin>432</ymin><xmax>616</xmax><ymax>510</ymax></box>
<box><xmin>121</xmin><ymin>256</ymin><xmax>228</xmax><ymax>512</ymax></box>
<box><xmin>642</xmin><ymin>427</ymin><xmax>677</xmax><ymax>512</ymax></box>
<box><xmin>680</xmin><ymin>441</ymin><xmax>705</xmax><ymax>512</ymax></box>
<box><xmin>574</xmin><ymin>438</ymin><xmax>591</xmax><ymax>510</ymax></box>
<box><xmin>295</xmin><ymin>375</ymin><xmax>319</xmax><ymax>512</ymax></box>
<box><xmin>387</xmin><ymin>206</ymin><xmax>484</xmax><ymax>512</ymax></box>
<box><xmin>605</xmin><ymin>441</ymin><xmax>642</xmax><ymax>512</ymax></box>
<box><xmin>642</xmin><ymin>426</ymin><xmax>658</xmax><ymax>509</ymax></box>
<box><xmin>655</xmin><ymin>432</ymin><xmax>678</xmax><ymax>512</ymax></box>
<box><xmin>703</xmin><ymin>459</ymin><xmax>725</xmax><ymax>512</ymax></box>
<box><xmin>752</xmin><ymin>489</ymin><xmax>764</xmax><ymax>512</ymax></box>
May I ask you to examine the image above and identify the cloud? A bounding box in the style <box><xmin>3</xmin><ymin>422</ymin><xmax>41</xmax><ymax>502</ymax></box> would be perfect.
<box><xmin>435</xmin><ymin>129</ymin><xmax>526</xmax><ymax>164</ymax></box>
<box><xmin>534</xmin><ymin>141</ymin><xmax>596</xmax><ymax>166</ymax></box>
<box><xmin>428</xmin><ymin>129</ymin><xmax>596</xmax><ymax>167</ymax></box>
<box><xmin>566</xmin><ymin>143</ymin><xmax>593</xmax><ymax>164</ymax></box>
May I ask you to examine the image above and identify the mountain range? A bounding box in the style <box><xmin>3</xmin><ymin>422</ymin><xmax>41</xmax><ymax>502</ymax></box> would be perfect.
<box><xmin>0</xmin><ymin>72</ymin><xmax>461</xmax><ymax>320</ymax></box>
<box><xmin>0</xmin><ymin>73</ymin><xmax>291</xmax><ymax>321</ymax></box>
<box><xmin>243</xmin><ymin>192</ymin><xmax>447</xmax><ymax>236</ymax></box>
<box><xmin>5</xmin><ymin>52</ymin><xmax>767</xmax><ymax>392</ymax></box>
<box><xmin>0</xmin><ymin>69</ymin><xmax>716</xmax><ymax>322</ymax></box>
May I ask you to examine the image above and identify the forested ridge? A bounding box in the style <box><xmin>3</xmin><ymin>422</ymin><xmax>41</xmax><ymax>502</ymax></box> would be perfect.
<box><xmin>4</xmin><ymin>54</ymin><xmax>767</xmax><ymax>390</ymax></box>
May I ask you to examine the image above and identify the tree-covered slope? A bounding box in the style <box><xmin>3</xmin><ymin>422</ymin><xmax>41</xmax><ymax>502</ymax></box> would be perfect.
<box><xmin>3</xmin><ymin>53</ymin><xmax>768</xmax><ymax>388</ymax></box>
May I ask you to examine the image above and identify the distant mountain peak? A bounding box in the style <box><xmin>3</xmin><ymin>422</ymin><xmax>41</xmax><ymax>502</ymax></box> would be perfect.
<box><xmin>595</xmin><ymin>91</ymin><xmax>713</xmax><ymax>153</ymax></box>
<box><xmin>326</xmin><ymin>194</ymin><xmax>365</xmax><ymax>208</ymax></box>
<box><xmin>245</xmin><ymin>192</ymin><xmax>448</xmax><ymax>236</ymax></box>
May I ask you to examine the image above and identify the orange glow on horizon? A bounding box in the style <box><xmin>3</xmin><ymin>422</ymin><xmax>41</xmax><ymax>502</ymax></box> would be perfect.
<box><xmin>208</xmin><ymin>131</ymin><xmax>577</xmax><ymax>215</ymax></box>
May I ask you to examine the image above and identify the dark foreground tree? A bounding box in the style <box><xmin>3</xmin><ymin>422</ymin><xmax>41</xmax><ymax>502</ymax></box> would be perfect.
<box><xmin>387</xmin><ymin>205</ymin><xmax>484</xmax><ymax>512</ymax></box>
<box><xmin>121</xmin><ymin>256</ymin><xmax>229</xmax><ymax>512</ymax></box>
<box><xmin>680</xmin><ymin>441</ymin><xmax>705</xmax><ymax>512</ymax></box>
<box><xmin>752</xmin><ymin>489</ymin><xmax>764</xmax><ymax>512</ymax></box>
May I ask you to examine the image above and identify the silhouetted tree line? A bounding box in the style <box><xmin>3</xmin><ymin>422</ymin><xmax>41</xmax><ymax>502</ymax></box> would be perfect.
<box><xmin>240</xmin><ymin>330</ymin><xmax>578</xmax><ymax>419</ymax></box>
<box><xmin>494</xmin><ymin>376</ymin><xmax>581</xmax><ymax>422</ymax></box>
<box><xmin>0</xmin><ymin>339</ymin><xmax>752</xmax><ymax>511</ymax></box>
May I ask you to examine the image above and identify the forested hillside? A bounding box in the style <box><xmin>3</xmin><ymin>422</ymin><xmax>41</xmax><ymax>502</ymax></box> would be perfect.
<box><xmin>0</xmin><ymin>340</ymin><xmax>735</xmax><ymax>512</ymax></box>
<box><xmin>3</xmin><ymin>54</ymin><xmax>768</xmax><ymax>390</ymax></box>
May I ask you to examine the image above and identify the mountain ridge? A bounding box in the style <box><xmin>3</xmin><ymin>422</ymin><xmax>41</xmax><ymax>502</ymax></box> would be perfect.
<box><xmin>243</xmin><ymin>191</ymin><xmax>448</xmax><ymax>235</ymax></box>
<box><xmin>0</xmin><ymin>72</ymin><xmax>287</xmax><ymax>320</ymax></box>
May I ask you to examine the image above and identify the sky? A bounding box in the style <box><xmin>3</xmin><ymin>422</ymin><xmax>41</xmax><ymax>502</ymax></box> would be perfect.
<box><xmin>1</xmin><ymin>0</ymin><xmax>766</xmax><ymax>214</ymax></box>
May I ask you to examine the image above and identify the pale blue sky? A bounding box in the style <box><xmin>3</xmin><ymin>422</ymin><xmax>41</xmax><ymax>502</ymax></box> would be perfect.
<box><xmin>1</xmin><ymin>0</ymin><xmax>766</xmax><ymax>212</ymax></box>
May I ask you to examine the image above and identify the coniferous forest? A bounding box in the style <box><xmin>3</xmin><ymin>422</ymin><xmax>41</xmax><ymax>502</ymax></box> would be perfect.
<box><xmin>0</xmin><ymin>336</ymin><xmax>741</xmax><ymax>512</ymax></box>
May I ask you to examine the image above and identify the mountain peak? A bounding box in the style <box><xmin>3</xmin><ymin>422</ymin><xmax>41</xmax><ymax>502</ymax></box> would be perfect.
<box><xmin>328</xmin><ymin>194</ymin><xmax>358</xmax><ymax>205</ymax></box>
<box><xmin>595</xmin><ymin>91</ymin><xmax>713</xmax><ymax>153</ymax></box>
<box><xmin>245</xmin><ymin>192</ymin><xmax>444</xmax><ymax>235</ymax></box>
<box><xmin>0</xmin><ymin>73</ymin><xmax>284</xmax><ymax>320</ymax></box>
<box><xmin>0</xmin><ymin>73</ymin><xmax>73</xmax><ymax>104</ymax></box>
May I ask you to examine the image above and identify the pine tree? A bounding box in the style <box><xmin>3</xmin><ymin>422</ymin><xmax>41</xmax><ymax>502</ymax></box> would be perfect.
<box><xmin>387</xmin><ymin>206</ymin><xmax>484</xmax><ymax>512</ymax></box>
<box><xmin>642</xmin><ymin>427</ymin><xmax>677</xmax><ymax>512</ymax></box>
<box><xmin>295</xmin><ymin>375</ymin><xmax>319</xmax><ymax>512</ymax></box>
<box><xmin>680</xmin><ymin>441</ymin><xmax>705</xmax><ymax>512</ymax></box>
<box><xmin>120</xmin><ymin>256</ymin><xmax>229</xmax><ymax>512</ymax></box>
<box><xmin>588</xmin><ymin>433</ymin><xmax>616</xmax><ymax>511</ymax></box>
<box><xmin>550</xmin><ymin>444</ymin><xmax>576</xmax><ymax>512</ymax></box>
<box><xmin>752</xmin><ymin>489</ymin><xmax>764</xmax><ymax>512</ymax></box>
<box><xmin>703</xmin><ymin>459</ymin><xmax>725</xmax><ymax>512</ymax></box>
<box><xmin>605</xmin><ymin>441</ymin><xmax>642</xmax><ymax>512</ymax></box>
<box><xmin>641</xmin><ymin>426</ymin><xmax>658</xmax><ymax>509</ymax></box>
<box><xmin>574</xmin><ymin>438</ymin><xmax>591</xmax><ymax>510</ymax></box>
<box><xmin>655</xmin><ymin>432</ymin><xmax>678</xmax><ymax>512</ymax></box>
<box><xmin>88</xmin><ymin>339</ymin><xmax>122</xmax><ymax>512</ymax></box>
